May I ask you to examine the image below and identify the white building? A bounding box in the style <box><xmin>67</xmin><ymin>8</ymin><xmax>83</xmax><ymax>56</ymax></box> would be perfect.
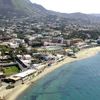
<box><xmin>17</xmin><ymin>54</ymin><xmax>32</xmax><ymax>67</ymax></box>
<box><xmin>7</xmin><ymin>69</ymin><xmax>37</xmax><ymax>82</ymax></box>
<box><xmin>9</xmin><ymin>42</ymin><xmax>19</xmax><ymax>49</ymax></box>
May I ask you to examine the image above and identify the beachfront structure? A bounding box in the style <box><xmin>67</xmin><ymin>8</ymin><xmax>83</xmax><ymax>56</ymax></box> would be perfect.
<box><xmin>33</xmin><ymin>64</ymin><xmax>47</xmax><ymax>75</ymax></box>
<box><xmin>56</xmin><ymin>54</ymin><xmax>65</xmax><ymax>61</ymax></box>
<box><xmin>35</xmin><ymin>46</ymin><xmax>64</xmax><ymax>54</ymax></box>
<box><xmin>75</xmin><ymin>42</ymin><xmax>91</xmax><ymax>49</ymax></box>
<box><xmin>4</xmin><ymin>69</ymin><xmax>37</xmax><ymax>84</ymax></box>
<box><xmin>4</xmin><ymin>63</ymin><xmax>48</xmax><ymax>84</ymax></box>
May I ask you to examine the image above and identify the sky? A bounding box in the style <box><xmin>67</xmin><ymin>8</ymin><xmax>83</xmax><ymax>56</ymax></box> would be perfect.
<box><xmin>30</xmin><ymin>0</ymin><xmax>100</xmax><ymax>14</ymax></box>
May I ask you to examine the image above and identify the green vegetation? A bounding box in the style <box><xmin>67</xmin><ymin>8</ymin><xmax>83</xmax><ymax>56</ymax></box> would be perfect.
<box><xmin>3</xmin><ymin>66</ymin><xmax>20</xmax><ymax>76</ymax></box>
<box><xmin>71</xmin><ymin>46</ymin><xmax>80</xmax><ymax>53</ymax></box>
<box><xmin>0</xmin><ymin>45</ymin><xmax>11</xmax><ymax>54</ymax></box>
<box><xmin>63</xmin><ymin>30</ymin><xmax>100</xmax><ymax>40</ymax></box>
<box><xmin>12</xmin><ymin>0</ymin><xmax>35</xmax><ymax>15</ymax></box>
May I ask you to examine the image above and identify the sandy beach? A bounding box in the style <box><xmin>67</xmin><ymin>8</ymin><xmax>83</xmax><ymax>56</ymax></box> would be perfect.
<box><xmin>1</xmin><ymin>47</ymin><xmax>100</xmax><ymax>100</ymax></box>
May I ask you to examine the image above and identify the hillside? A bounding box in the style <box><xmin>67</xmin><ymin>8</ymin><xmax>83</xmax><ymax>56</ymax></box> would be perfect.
<box><xmin>0</xmin><ymin>0</ymin><xmax>49</xmax><ymax>17</ymax></box>
<box><xmin>0</xmin><ymin>0</ymin><xmax>100</xmax><ymax>24</ymax></box>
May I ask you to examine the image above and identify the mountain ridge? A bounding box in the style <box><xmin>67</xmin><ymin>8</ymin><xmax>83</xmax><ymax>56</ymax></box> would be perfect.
<box><xmin>0</xmin><ymin>0</ymin><xmax>100</xmax><ymax>24</ymax></box>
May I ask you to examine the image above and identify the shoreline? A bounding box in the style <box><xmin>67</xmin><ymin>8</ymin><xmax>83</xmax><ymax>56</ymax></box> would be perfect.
<box><xmin>1</xmin><ymin>47</ymin><xmax>100</xmax><ymax>100</ymax></box>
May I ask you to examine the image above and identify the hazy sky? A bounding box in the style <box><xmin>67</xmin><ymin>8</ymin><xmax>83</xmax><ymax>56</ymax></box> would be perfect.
<box><xmin>30</xmin><ymin>0</ymin><xmax>100</xmax><ymax>14</ymax></box>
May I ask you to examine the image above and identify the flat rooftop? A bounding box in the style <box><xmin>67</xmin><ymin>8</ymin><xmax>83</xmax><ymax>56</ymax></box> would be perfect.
<box><xmin>9</xmin><ymin>69</ymin><xmax>37</xmax><ymax>81</ymax></box>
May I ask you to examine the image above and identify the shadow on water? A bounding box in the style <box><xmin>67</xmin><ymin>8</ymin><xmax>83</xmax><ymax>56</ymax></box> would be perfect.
<box><xmin>31</xmin><ymin>90</ymin><xmax>70</xmax><ymax>96</ymax></box>
<box><xmin>30</xmin><ymin>90</ymin><xmax>71</xmax><ymax>100</ymax></box>
<box><xmin>31</xmin><ymin>95</ymin><xmax>38</xmax><ymax>100</ymax></box>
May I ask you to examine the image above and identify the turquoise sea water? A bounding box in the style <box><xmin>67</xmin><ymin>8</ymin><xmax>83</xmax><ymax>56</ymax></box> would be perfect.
<box><xmin>17</xmin><ymin>53</ymin><xmax>100</xmax><ymax>100</ymax></box>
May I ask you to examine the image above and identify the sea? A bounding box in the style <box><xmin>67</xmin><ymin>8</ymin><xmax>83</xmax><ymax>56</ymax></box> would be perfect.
<box><xmin>17</xmin><ymin>53</ymin><xmax>100</xmax><ymax>100</ymax></box>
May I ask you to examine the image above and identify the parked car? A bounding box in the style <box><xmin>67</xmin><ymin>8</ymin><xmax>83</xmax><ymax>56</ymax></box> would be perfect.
<box><xmin>6</xmin><ymin>84</ymin><xmax>15</xmax><ymax>89</ymax></box>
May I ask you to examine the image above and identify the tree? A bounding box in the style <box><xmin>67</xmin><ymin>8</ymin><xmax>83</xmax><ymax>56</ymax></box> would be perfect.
<box><xmin>9</xmin><ymin>48</ymin><xmax>16</xmax><ymax>62</ymax></box>
<box><xmin>0</xmin><ymin>46</ymin><xmax>6</xmax><ymax>71</ymax></box>
<box><xmin>19</xmin><ymin>44</ymin><xmax>27</xmax><ymax>54</ymax></box>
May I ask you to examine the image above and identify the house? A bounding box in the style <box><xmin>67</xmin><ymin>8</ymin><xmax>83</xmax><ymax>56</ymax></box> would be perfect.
<box><xmin>9</xmin><ymin>42</ymin><xmax>19</xmax><ymax>49</ymax></box>
<box><xmin>0</xmin><ymin>72</ymin><xmax>3</xmax><ymax>77</ymax></box>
